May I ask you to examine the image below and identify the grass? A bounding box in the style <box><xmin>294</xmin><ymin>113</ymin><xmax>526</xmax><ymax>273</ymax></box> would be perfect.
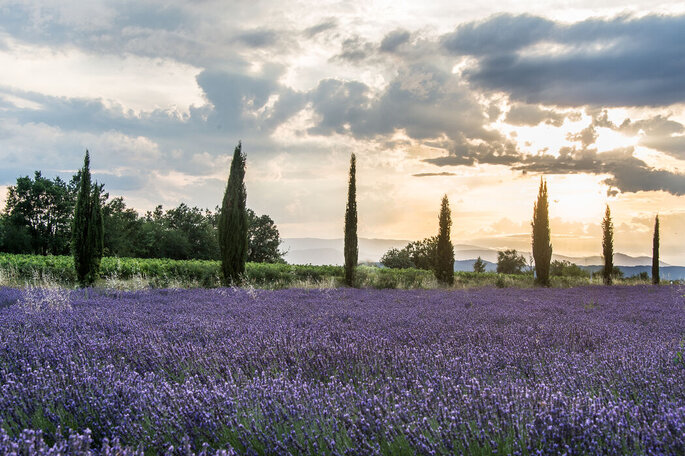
<box><xmin>0</xmin><ymin>252</ymin><xmax>668</xmax><ymax>291</ymax></box>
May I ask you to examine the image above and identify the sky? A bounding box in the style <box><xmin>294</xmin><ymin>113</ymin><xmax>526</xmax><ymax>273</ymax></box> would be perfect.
<box><xmin>0</xmin><ymin>0</ymin><xmax>684</xmax><ymax>263</ymax></box>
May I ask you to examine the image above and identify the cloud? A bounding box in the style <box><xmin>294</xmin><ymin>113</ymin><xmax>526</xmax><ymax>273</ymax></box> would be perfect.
<box><xmin>443</xmin><ymin>13</ymin><xmax>685</xmax><ymax>107</ymax></box>
<box><xmin>443</xmin><ymin>14</ymin><xmax>554</xmax><ymax>56</ymax></box>
<box><xmin>333</xmin><ymin>36</ymin><xmax>375</xmax><ymax>62</ymax></box>
<box><xmin>505</xmin><ymin>103</ymin><xmax>571</xmax><ymax>127</ymax></box>
<box><xmin>308</xmin><ymin>63</ymin><xmax>495</xmax><ymax>143</ymax></box>
<box><xmin>233</xmin><ymin>29</ymin><xmax>279</xmax><ymax>48</ymax></box>
<box><xmin>613</xmin><ymin>114</ymin><xmax>685</xmax><ymax>160</ymax></box>
<box><xmin>412</xmin><ymin>172</ymin><xmax>456</xmax><ymax>177</ymax></box>
<box><xmin>380</xmin><ymin>29</ymin><xmax>411</xmax><ymax>53</ymax></box>
<box><xmin>582</xmin><ymin>112</ymin><xmax>685</xmax><ymax>160</ymax></box>
<box><xmin>640</xmin><ymin>135</ymin><xmax>685</xmax><ymax>159</ymax></box>
<box><xmin>304</xmin><ymin>19</ymin><xmax>338</xmax><ymax>38</ymax></box>
<box><xmin>514</xmin><ymin>147</ymin><xmax>685</xmax><ymax>196</ymax></box>
<box><xmin>1</xmin><ymin>0</ymin><xmax>684</xmax><ymax>220</ymax></box>
<box><xmin>566</xmin><ymin>124</ymin><xmax>598</xmax><ymax>149</ymax></box>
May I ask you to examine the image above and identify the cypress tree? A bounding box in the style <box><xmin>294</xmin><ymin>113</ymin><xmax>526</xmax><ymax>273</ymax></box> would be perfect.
<box><xmin>435</xmin><ymin>195</ymin><xmax>454</xmax><ymax>286</ymax></box>
<box><xmin>91</xmin><ymin>184</ymin><xmax>104</xmax><ymax>273</ymax></box>
<box><xmin>218</xmin><ymin>142</ymin><xmax>248</xmax><ymax>286</ymax></box>
<box><xmin>72</xmin><ymin>151</ymin><xmax>104</xmax><ymax>287</ymax></box>
<box><xmin>344</xmin><ymin>154</ymin><xmax>358</xmax><ymax>286</ymax></box>
<box><xmin>652</xmin><ymin>215</ymin><xmax>660</xmax><ymax>285</ymax></box>
<box><xmin>532</xmin><ymin>177</ymin><xmax>552</xmax><ymax>286</ymax></box>
<box><xmin>602</xmin><ymin>204</ymin><xmax>614</xmax><ymax>285</ymax></box>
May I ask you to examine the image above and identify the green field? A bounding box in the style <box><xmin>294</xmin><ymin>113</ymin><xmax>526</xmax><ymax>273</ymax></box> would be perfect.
<box><xmin>0</xmin><ymin>252</ymin><xmax>638</xmax><ymax>290</ymax></box>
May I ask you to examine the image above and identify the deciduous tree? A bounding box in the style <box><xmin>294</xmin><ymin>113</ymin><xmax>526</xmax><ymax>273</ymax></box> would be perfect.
<box><xmin>247</xmin><ymin>209</ymin><xmax>284</xmax><ymax>263</ymax></box>
<box><xmin>496</xmin><ymin>249</ymin><xmax>527</xmax><ymax>274</ymax></box>
<box><xmin>4</xmin><ymin>172</ymin><xmax>74</xmax><ymax>255</ymax></box>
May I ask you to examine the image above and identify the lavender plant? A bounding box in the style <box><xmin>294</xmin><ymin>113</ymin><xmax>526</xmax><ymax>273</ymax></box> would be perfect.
<box><xmin>0</xmin><ymin>286</ymin><xmax>683</xmax><ymax>454</ymax></box>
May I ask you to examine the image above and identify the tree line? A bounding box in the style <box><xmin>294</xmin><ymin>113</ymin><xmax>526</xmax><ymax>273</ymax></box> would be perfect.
<box><xmin>1</xmin><ymin>146</ymin><xmax>284</xmax><ymax>285</ymax></box>
<box><xmin>343</xmin><ymin>154</ymin><xmax>455</xmax><ymax>286</ymax></box>
<box><xmin>2</xmin><ymin>144</ymin><xmax>663</xmax><ymax>288</ymax></box>
<box><xmin>377</xmin><ymin>177</ymin><xmax>662</xmax><ymax>287</ymax></box>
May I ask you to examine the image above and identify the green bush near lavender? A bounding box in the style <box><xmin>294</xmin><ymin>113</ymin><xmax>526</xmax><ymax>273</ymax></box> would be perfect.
<box><xmin>0</xmin><ymin>252</ymin><xmax>645</xmax><ymax>290</ymax></box>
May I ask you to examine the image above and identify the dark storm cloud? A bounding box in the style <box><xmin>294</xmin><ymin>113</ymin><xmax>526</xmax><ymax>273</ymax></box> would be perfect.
<box><xmin>443</xmin><ymin>13</ymin><xmax>685</xmax><ymax>107</ymax></box>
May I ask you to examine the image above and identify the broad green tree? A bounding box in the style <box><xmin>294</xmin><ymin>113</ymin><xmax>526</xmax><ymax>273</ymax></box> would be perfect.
<box><xmin>496</xmin><ymin>249</ymin><xmax>527</xmax><ymax>274</ymax></box>
<box><xmin>4</xmin><ymin>172</ymin><xmax>75</xmax><ymax>255</ymax></box>
<box><xmin>602</xmin><ymin>204</ymin><xmax>614</xmax><ymax>285</ymax></box>
<box><xmin>381</xmin><ymin>248</ymin><xmax>414</xmax><ymax>269</ymax></box>
<box><xmin>652</xmin><ymin>215</ymin><xmax>660</xmax><ymax>285</ymax></box>
<box><xmin>380</xmin><ymin>237</ymin><xmax>438</xmax><ymax>270</ymax></box>
<box><xmin>435</xmin><ymin>195</ymin><xmax>454</xmax><ymax>285</ymax></box>
<box><xmin>532</xmin><ymin>178</ymin><xmax>553</xmax><ymax>286</ymax></box>
<box><xmin>344</xmin><ymin>154</ymin><xmax>358</xmax><ymax>286</ymax></box>
<box><xmin>406</xmin><ymin>236</ymin><xmax>438</xmax><ymax>270</ymax></box>
<box><xmin>247</xmin><ymin>209</ymin><xmax>284</xmax><ymax>263</ymax></box>
<box><xmin>72</xmin><ymin>151</ymin><xmax>104</xmax><ymax>287</ymax></box>
<box><xmin>218</xmin><ymin>142</ymin><xmax>248</xmax><ymax>285</ymax></box>
<box><xmin>102</xmin><ymin>197</ymin><xmax>145</xmax><ymax>258</ymax></box>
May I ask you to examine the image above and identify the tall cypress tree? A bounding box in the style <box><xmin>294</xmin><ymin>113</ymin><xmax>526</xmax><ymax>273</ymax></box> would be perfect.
<box><xmin>218</xmin><ymin>142</ymin><xmax>248</xmax><ymax>285</ymax></box>
<box><xmin>344</xmin><ymin>154</ymin><xmax>358</xmax><ymax>286</ymax></box>
<box><xmin>72</xmin><ymin>151</ymin><xmax>104</xmax><ymax>287</ymax></box>
<box><xmin>532</xmin><ymin>178</ymin><xmax>552</xmax><ymax>286</ymax></box>
<box><xmin>652</xmin><ymin>214</ymin><xmax>660</xmax><ymax>285</ymax></box>
<box><xmin>435</xmin><ymin>195</ymin><xmax>454</xmax><ymax>286</ymax></box>
<box><xmin>602</xmin><ymin>204</ymin><xmax>614</xmax><ymax>285</ymax></box>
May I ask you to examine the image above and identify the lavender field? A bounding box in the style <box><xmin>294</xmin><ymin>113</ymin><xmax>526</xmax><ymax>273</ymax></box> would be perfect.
<box><xmin>1</xmin><ymin>286</ymin><xmax>684</xmax><ymax>455</ymax></box>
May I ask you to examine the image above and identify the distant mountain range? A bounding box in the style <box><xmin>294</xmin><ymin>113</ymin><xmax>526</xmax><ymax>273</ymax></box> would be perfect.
<box><xmin>282</xmin><ymin>238</ymin><xmax>685</xmax><ymax>280</ymax></box>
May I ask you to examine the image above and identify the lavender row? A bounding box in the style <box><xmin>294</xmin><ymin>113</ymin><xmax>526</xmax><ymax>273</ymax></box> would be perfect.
<box><xmin>1</xmin><ymin>286</ymin><xmax>684</xmax><ymax>454</ymax></box>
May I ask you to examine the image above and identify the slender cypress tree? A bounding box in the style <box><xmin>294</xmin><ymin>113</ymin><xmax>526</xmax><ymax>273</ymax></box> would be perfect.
<box><xmin>218</xmin><ymin>142</ymin><xmax>248</xmax><ymax>285</ymax></box>
<box><xmin>532</xmin><ymin>177</ymin><xmax>552</xmax><ymax>286</ymax></box>
<box><xmin>344</xmin><ymin>154</ymin><xmax>358</xmax><ymax>286</ymax></box>
<box><xmin>652</xmin><ymin>215</ymin><xmax>660</xmax><ymax>285</ymax></box>
<box><xmin>90</xmin><ymin>183</ymin><xmax>104</xmax><ymax>273</ymax></box>
<box><xmin>601</xmin><ymin>204</ymin><xmax>614</xmax><ymax>285</ymax></box>
<box><xmin>435</xmin><ymin>195</ymin><xmax>454</xmax><ymax>286</ymax></box>
<box><xmin>72</xmin><ymin>151</ymin><xmax>104</xmax><ymax>287</ymax></box>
